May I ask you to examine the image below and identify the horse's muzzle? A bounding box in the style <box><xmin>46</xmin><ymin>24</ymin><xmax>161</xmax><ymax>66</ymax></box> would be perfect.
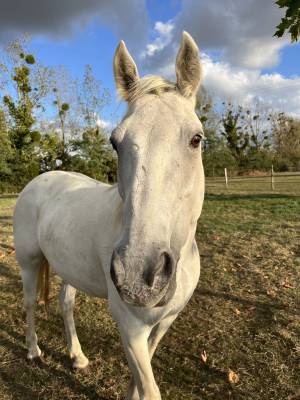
<box><xmin>110</xmin><ymin>249</ymin><xmax>177</xmax><ymax>307</ymax></box>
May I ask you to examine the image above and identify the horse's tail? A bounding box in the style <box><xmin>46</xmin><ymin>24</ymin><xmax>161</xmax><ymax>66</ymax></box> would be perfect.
<box><xmin>37</xmin><ymin>259</ymin><xmax>50</xmax><ymax>310</ymax></box>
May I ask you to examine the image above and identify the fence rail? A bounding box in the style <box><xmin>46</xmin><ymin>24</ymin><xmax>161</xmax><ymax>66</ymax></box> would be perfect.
<box><xmin>205</xmin><ymin>169</ymin><xmax>300</xmax><ymax>194</ymax></box>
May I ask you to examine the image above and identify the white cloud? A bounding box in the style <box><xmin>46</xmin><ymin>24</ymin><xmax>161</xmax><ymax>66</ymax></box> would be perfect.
<box><xmin>95</xmin><ymin>116</ymin><xmax>113</xmax><ymax>130</ymax></box>
<box><xmin>141</xmin><ymin>21</ymin><xmax>174</xmax><ymax>58</ymax></box>
<box><xmin>141</xmin><ymin>49</ymin><xmax>300</xmax><ymax>116</ymax></box>
<box><xmin>140</xmin><ymin>1</ymin><xmax>300</xmax><ymax>116</ymax></box>
<box><xmin>225</xmin><ymin>38</ymin><xmax>287</xmax><ymax>69</ymax></box>
<box><xmin>202</xmin><ymin>54</ymin><xmax>300</xmax><ymax>116</ymax></box>
<box><xmin>155</xmin><ymin>21</ymin><xmax>174</xmax><ymax>36</ymax></box>
<box><xmin>175</xmin><ymin>0</ymin><xmax>286</xmax><ymax>69</ymax></box>
<box><xmin>141</xmin><ymin>0</ymin><xmax>288</xmax><ymax>72</ymax></box>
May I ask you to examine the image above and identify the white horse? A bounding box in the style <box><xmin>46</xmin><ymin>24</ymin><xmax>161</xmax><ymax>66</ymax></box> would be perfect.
<box><xmin>13</xmin><ymin>31</ymin><xmax>205</xmax><ymax>400</ymax></box>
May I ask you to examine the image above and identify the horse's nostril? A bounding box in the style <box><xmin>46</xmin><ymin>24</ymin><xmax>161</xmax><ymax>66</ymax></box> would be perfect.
<box><xmin>162</xmin><ymin>252</ymin><xmax>173</xmax><ymax>278</ymax></box>
<box><xmin>110</xmin><ymin>254</ymin><xmax>125</xmax><ymax>288</ymax></box>
<box><xmin>145</xmin><ymin>251</ymin><xmax>174</xmax><ymax>287</ymax></box>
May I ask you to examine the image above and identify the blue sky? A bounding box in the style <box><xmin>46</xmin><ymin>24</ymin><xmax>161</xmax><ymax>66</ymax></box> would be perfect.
<box><xmin>28</xmin><ymin>0</ymin><xmax>184</xmax><ymax>124</ymax></box>
<box><xmin>1</xmin><ymin>0</ymin><xmax>300</xmax><ymax>126</ymax></box>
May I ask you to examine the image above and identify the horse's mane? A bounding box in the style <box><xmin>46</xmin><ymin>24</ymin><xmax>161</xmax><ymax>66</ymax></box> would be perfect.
<box><xmin>127</xmin><ymin>75</ymin><xmax>177</xmax><ymax>102</ymax></box>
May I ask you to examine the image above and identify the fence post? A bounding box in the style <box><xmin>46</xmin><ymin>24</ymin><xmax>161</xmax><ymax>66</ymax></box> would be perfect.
<box><xmin>224</xmin><ymin>167</ymin><xmax>228</xmax><ymax>189</ymax></box>
<box><xmin>271</xmin><ymin>165</ymin><xmax>275</xmax><ymax>191</ymax></box>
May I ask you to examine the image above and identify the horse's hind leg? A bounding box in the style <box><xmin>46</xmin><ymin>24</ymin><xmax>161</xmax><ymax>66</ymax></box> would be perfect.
<box><xmin>59</xmin><ymin>283</ymin><xmax>89</xmax><ymax>370</ymax></box>
<box><xmin>20</xmin><ymin>258</ymin><xmax>45</xmax><ymax>360</ymax></box>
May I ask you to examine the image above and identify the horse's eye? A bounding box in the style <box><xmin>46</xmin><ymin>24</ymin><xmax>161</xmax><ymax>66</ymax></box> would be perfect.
<box><xmin>190</xmin><ymin>134</ymin><xmax>202</xmax><ymax>148</ymax></box>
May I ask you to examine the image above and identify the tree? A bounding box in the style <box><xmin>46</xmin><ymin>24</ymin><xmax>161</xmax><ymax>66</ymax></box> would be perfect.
<box><xmin>195</xmin><ymin>88</ymin><xmax>229</xmax><ymax>176</ymax></box>
<box><xmin>77</xmin><ymin>65</ymin><xmax>110</xmax><ymax>129</ymax></box>
<box><xmin>272</xmin><ymin>112</ymin><xmax>300</xmax><ymax>170</ymax></box>
<box><xmin>274</xmin><ymin>0</ymin><xmax>300</xmax><ymax>42</ymax></box>
<box><xmin>47</xmin><ymin>64</ymin><xmax>110</xmax><ymax>170</ymax></box>
<box><xmin>241</xmin><ymin>101</ymin><xmax>271</xmax><ymax>151</ymax></box>
<box><xmin>0</xmin><ymin>38</ymin><xmax>116</xmax><ymax>192</ymax></box>
<box><xmin>2</xmin><ymin>50</ymin><xmax>41</xmax><ymax>183</ymax></box>
<box><xmin>52</xmin><ymin>88</ymin><xmax>70</xmax><ymax>161</ymax></box>
<box><xmin>39</xmin><ymin>131</ymin><xmax>63</xmax><ymax>173</ymax></box>
<box><xmin>219</xmin><ymin>102</ymin><xmax>274</xmax><ymax>172</ymax></box>
<box><xmin>0</xmin><ymin>109</ymin><xmax>13</xmax><ymax>180</ymax></box>
<box><xmin>69</xmin><ymin>127</ymin><xmax>117</xmax><ymax>183</ymax></box>
<box><xmin>220</xmin><ymin>103</ymin><xmax>250</xmax><ymax>167</ymax></box>
<box><xmin>202</xmin><ymin>137</ymin><xmax>237</xmax><ymax>177</ymax></box>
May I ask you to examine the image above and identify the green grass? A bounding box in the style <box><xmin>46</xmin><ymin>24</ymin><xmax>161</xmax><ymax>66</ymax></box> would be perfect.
<box><xmin>0</xmin><ymin>194</ymin><xmax>299</xmax><ymax>399</ymax></box>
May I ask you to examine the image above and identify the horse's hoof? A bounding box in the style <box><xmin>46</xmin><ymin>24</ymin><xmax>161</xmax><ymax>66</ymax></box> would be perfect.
<box><xmin>71</xmin><ymin>354</ymin><xmax>89</xmax><ymax>370</ymax></box>
<box><xmin>27</xmin><ymin>356</ymin><xmax>44</xmax><ymax>367</ymax></box>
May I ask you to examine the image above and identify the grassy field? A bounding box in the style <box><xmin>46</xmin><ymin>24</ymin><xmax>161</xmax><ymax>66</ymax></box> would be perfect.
<box><xmin>0</xmin><ymin>194</ymin><xmax>299</xmax><ymax>399</ymax></box>
<box><xmin>206</xmin><ymin>172</ymin><xmax>300</xmax><ymax>195</ymax></box>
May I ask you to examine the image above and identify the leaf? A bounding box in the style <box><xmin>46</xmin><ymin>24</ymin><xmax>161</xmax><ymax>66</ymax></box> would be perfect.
<box><xmin>200</xmin><ymin>350</ymin><xmax>208</xmax><ymax>363</ymax></box>
<box><xmin>267</xmin><ymin>289</ymin><xmax>277</xmax><ymax>298</ymax></box>
<box><xmin>282</xmin><ymin>280</ymin><xmax>294</xmax><ymax>289</ymax></box>
<box><xmin>228</xmin><ymin>369</ymin><xmax>239</xmax><ymax>384</ymax></box>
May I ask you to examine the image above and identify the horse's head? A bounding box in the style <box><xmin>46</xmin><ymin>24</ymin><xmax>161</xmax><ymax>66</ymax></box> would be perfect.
<box><xmin>110</xmin><ymin>32</ymin><xmax>205</xmax><ymax>307</ymax></box>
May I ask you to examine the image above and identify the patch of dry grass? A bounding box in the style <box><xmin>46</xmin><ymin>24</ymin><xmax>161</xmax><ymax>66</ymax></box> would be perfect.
<box><xmin>0</xmin><ymin>194</ymin><xmax>299</xmax><ymax>399</ymax></box>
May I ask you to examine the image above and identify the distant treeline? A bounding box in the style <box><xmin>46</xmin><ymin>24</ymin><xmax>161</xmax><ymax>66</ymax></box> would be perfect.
<box><xmin>0</xmin><ymin>39</ymin><xmax>300</xmax><ymax>192</ymax></box>
<box><xmin>197</xmin><ymin>90</ymin><xmax>300</xmax><ymax>177</ymax></box>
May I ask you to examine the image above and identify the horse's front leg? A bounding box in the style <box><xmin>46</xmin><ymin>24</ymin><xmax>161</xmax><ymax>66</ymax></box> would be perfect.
<box><xmin>119</xmin><ymin>325</ymin><xmax>161</xmax><ymax>400</ymax></box>
<box><xmin>126</xmin><ymin>315</ymin><xmax>177</xmax><ymax>400</ymax></box>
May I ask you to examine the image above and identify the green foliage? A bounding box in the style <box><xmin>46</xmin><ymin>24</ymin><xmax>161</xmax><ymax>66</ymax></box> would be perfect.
<box><xmin>218</xmin><ymin>103</ymin><xmax>273</xmax><ymax>172</ymax></box>
<box><xmin>3</xmin><ymin>54</ymin><xmax>37</xmax><ymax>149</ymax></box>
<box><xmin>195</xmin><ymin>89</ymin><xmax>236</xmax><ymax>176</ymax></box>
<box><xmin>274</xmin><ymin>0</ymin><xmax>300</xmax><ymax>42</ymax></box>
<box><xmin>272</xmin><ymin>112</ymin><xmax>300</xmax><ymax>171</ymax></box>
<box><xmin>52</xmin><ymin>86</ymin><xmax>71</xmax><ymax>155</ymax></box>
<box><xmin>39</xmin><ymin>132</ymin><xmax>63</xmax><ymax>172</ymax></box>
<box><xmin>220</xmin><ymin>104</ymin><xmax>249</xmax><ymax>165</ymax></box>
<box><xmin>61</xmin><ymin>102</ymin><xmax>69</xmax><ymax>112</ymax></box>
<box><xmin>25</xmin><ymin>54</ymin><xmax>35</xmax><ymax>64</ymax></box>
<box><xmin>2</xmin><ymin>50</ymin><xmax>42</xmax><ymax>186</ymax></box>
<box><xmin>70</xmin><ymin>128</ymin><xmax>117</xmax><ymax>183</ymax></box>
<box><xmin>0</xmin><ymin>42</ymin><xmax>117</xmax><ymax>192</ymax></box>
<box><xmin>0</xmin><ymin>110</ymin><xmax>13</xmax><ymax>179</ymax></box>
<box><xmin>202</xmin><ymin>137</ymin><xmax>237</xmax><ymax>176</ymax></box>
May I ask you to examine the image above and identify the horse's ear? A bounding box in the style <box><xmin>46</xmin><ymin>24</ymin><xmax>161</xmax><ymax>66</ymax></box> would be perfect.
<box><xmin>176</xmin><ymin>31</ymin><xmax>202</xmax><ymax>98</ymax></box>
<box><xmin>114</xmin><ymin>41</ymin><xmax>139</xmax><ymax>101</ymax></box>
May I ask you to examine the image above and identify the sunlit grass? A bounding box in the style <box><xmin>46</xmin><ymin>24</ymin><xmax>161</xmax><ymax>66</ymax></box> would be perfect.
<box><xmin>0</xmin><ymin>195</ymin><xmax>299</xmax><ymax>399</ymax></box>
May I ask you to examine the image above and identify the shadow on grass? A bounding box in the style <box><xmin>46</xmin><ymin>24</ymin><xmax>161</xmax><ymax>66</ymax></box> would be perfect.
<box><xmin>0</xmin><ymin>324</ymin><xmax>112</xmax><ymax>400</ymax></box>
<box><xmin>197</xmin><ymin>287</ymin><xmax>290</xmax><ymax>312</ymax></box>
<box><xmin>0</xmin><ymin>261</ymin><xmax>20</xmax><ymax>281</ymax></box>
<box><xmin>0</xmin><ymin>194</ymin><xmax>18</xmax><ymax>199</ymax></box>
<box><xmin>0</xmin><ymin>216</ymin><xmax>13</xmax><ymax>222</ymax></box>
<box><xmin>196</xmin><ymin>286</ymin><xmax>297</xmax><ymax>337</ymax></box>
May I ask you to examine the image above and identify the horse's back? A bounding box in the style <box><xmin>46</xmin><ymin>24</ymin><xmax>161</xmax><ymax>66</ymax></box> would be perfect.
<box><xmin>17</xmin><ymin>170</ymin><xmax>110</xmax><ymax>204</ymax></box>
<box><xmin>14</xmin><ymin>171</ymin><xmax>119</xmax><ymax>297</ymax></box>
